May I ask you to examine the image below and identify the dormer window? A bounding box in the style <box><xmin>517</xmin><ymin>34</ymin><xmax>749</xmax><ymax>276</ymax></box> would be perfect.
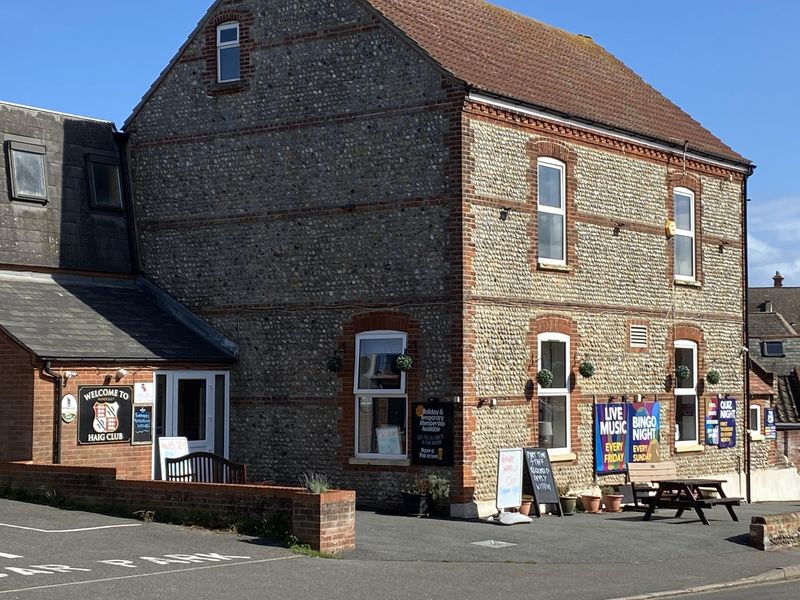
<box><xmin>762</xmin><ymin>341</ymin><xmax>784</xmax><ymax>357</ymax></box>
<box><xmin>86</xmin><ymin>155</ymin><xmax>123</xmax><ymax>210</ymax></box>
<box><xmin>7</xmin><ymin>141</ymin><xmax>47</xmax><ymax>202</ymax></box>
<box><xmin>217</xmin><ymin>22</ymin><xmax>240</xmax><ymax>83</ymax></box>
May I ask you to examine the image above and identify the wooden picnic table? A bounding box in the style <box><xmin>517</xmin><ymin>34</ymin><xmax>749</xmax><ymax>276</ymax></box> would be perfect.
<box><xmin>641</xmin><ymin>478</ymin><xmax>741</xmax><ymax>526</ymax></box>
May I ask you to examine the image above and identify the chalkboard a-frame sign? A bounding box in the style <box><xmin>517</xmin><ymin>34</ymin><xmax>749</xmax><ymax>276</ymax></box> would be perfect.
<box><xmin>522</xmin><ymin>447</ymin><xmax>562</xmax><ymax>517</ymax></box>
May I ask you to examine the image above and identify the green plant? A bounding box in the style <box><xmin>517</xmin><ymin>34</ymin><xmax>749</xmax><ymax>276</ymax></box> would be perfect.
<box><xmin>706</xmin><ymin>369</ymin><xmax>721</xmax><ymax>385</ymax></box>
<box><xmin>676</xmin><ymin>365</ymin><xmax>691</xmax><ymax>382</ymax></box>
<box><xmin>325</xmin><ymin>353</ymin><xmax>343</xmax><ymax>373</ymax></box>
<box><xmin>557</xmin><ymin>481</ymin><xmax>575</xmax><ymax>497</ymax></box>
<box><xmin>425</xmin><ymin>474</ymin><xmax>450</xmax><ymax>503</ymax></box>
<box><xmin>403</xmin><ymin>477</ymin><xmax>428</xmax><ymax>495</ymax></box>
<box><xmin>600</xmin><ymin>485</ymin><xmax>618</xmax><ymax>496</ymax></box>
<box><xmin>536</xmin><ymin>369</ymin><xmax>553</xmax><ymax>387</ymax></box>
<box><xmin>300</xmin><ymin>471</ymin><xmax>331</xmax><ymax>494</ymax></box>
<box><xmin>578</xmin><ymin>361</ymin><xmax>595</xmax><ymax>378</ymax></box>
<box><xmin>395</xmin><ymin>352</ymin><xmax>413</xmax><ymax>372</ymax></box>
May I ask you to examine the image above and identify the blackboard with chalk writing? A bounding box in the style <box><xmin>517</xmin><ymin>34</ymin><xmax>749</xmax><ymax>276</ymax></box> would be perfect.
<box><xmin>523</xmin><ymin>447</ymin><xmax>562</xmax><ymax>517</ymax></box>
<box><xmin>131</xmin><ymin>405</ymin><xmax>153</xmax><ymax>445</ymax></box>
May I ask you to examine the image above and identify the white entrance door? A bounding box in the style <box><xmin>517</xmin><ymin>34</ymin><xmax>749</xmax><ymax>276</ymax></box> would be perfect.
<box><xmin>168</xmin><ymin>372</ymin><xmax>216</xmax><ymax>454</ymax></box>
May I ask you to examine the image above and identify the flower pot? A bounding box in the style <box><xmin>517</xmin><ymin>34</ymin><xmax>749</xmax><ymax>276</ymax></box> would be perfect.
<box><xmin>401</xmin><ymin>491</ymin><xmax>429</xmax><ymax>517</ymax></box>
<box><xmin>581</xmin><ymin>494</ymin><xmax>602</xmax><ymax>514</ymax></box>
<box><xmin>560</xmin><ymin>495</ymin><xmax>577</xmax><ymax>515</ymax></box>
<box><xmin>519</xmin><ymin>497</ymin><xmax>533</xmax><ymax>516</ymax></box>
<box><xmin>602</xmin><ymin>494</ymin><xmax>624</xmax><ymax>512</ymax></box>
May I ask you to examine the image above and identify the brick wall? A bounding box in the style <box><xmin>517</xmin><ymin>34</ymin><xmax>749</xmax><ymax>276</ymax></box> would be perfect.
<box><xmin>0</xmin><ymin>462</ymin><xmax>356</xmax><ymax>553</ymax></box>
<box><xmin>0</xmin><ymin>334</ymin><xmax>35</xmax><ymax>462</ymax></box>
<box><xmin>749</xmin><ymin>512</ymin><xmax>800</xmax><ymax>551</ymax></box>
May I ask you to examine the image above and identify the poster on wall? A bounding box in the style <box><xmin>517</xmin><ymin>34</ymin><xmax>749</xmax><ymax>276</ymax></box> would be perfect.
<box><xmin>77</xmin><ymin>386</ymin><xmax>133</xmax><ymax>445</ymax></box>
<box><xmin>765</xmin><ymin>408</ymin><xmax>777</xmax><ymax>440</ymax></box>
<box><xmin>718</xmin><ymin>396</ymin><xmax>736</xmax><ymax>449</ymax></box>
<box><xmin>705</xmin><ymin>396</ymin><xmax>720</xmax><ymax>446</ymax></box>
<box><xmin>627</xmin><ymin>402</ymin><xmax>661</xmax><ymax>463</ymax></box>
<box><xmin>594</xmin><ymin>403</ymin><xmax>628</xmax><ymax>474</ymax></box>
<box><xmin>411</xmin><ymin>402</ymin><xmax>454</xmax><ymax>466</ymax></box>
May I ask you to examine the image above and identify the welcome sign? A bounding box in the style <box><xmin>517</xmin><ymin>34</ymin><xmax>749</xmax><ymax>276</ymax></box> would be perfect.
<box><xmin>77</xmin><ymin>386</ymin><xmax>133</xmax><ymax>445</ymax></box>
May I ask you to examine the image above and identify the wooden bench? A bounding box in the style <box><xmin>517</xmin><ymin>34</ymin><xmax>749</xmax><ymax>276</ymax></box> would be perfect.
<box><xmin>626</xmin><ymin>461</ymin><xmax>678</xmax><ymax>508</ymax></box>
<box><xmin>164</xmin><ymin>452</ymin><xmax>247</xmax><ymax>484</ymax></box>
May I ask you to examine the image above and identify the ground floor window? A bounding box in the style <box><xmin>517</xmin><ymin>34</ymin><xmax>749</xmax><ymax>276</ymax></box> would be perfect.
<box><xmin>674</xmin><ymin>340</ymin><xmax>698</xmax><ymax>445</ymax></box>
<box><xmin>354</xmin><ymin>331</ymin><xmax>407</xmax><ymax>459</ymax></box>
<box><xmin>749</xmin><ymin>405</ymin><xmax>762</xmax><ymax>434</ymax></box>
<box><xmin>538</xmin><ymin>332</ymin><xmax>570</xmax><ymax>453</ymax></box>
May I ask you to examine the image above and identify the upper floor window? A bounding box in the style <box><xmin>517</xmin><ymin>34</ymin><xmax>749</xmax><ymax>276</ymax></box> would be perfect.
<box><xmin>674</xmin><ymin>340</ymin><xmax>698</xmax><ymax>446</ymax></box>
<box><xmin>217</xmin><ymin>22</ymin><xmax>240</xmax><ymax>83</ymax></box>
<box><xmin>537</xmin><ymin>332</ymin><xmax>570</xmax><ymax>453</ymax></box>
<box><xmin>674</xmin><ymin>187</ymin><xmax>695</xmax><ymax>280</ymax></box>
<box><xmin>6</xmin><ymin>141</ymin><xmax>47</xmax><ymax>202</ymax></box>
<box><xmin>762</xmin><ymin>340</ymin><xmax>784</xmax><ymax>357</ymax></box>
<box><xmin>86</xmin><ymin>155</ymin><xmax>123</xmax><ymax>210</ymax></box>
<box><xmin>537</xmin><ymin>157</ymin><xmax>566</xmax><ymax>265</ymax></box>
<box><xmin>354</xmin><ymin>331</ymin><xmax>407</xmax><ymax>459</ymax></box>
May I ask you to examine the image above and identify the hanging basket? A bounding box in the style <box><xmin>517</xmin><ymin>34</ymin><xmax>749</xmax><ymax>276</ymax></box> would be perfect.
<box><xmin>675</xmin><ymin>365</ymin><xmax>691</xmax><ymax>382</ymax></box>
<box><xmin>706</xmin><ymin>369</ymin><xmax>721</xmax><ymax>385</ymax></box>
<box><xmin>536</xmin><ymin>369</ymin><xmax>553</xmax><ymax>387</ymax></box>
<box><xmin>395</xmin><ymin>353</ymin><xmax>413</xmax><ymax>372</ymax></box>
<box><xmin>579</xmin><ymin>361</ymin><xmax>595</xmax><ymax>378</ymax></box>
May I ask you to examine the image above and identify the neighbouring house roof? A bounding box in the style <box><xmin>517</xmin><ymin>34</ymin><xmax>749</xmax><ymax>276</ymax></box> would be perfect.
<box><xmin>124</xmin><ymin>0</ymin><xmax>749</xmax><ymax>167</ymax></box>
<box><xmin>0</xmin><ymin>271</ymin><xmax>237</xmax><ymax>362</ymax></box>
<box><xmin>749</xmin><ymin>370</ymin><xmax>773</xmax><ymax>397</ymax></box>
<box><xmin>749</xmin><ymin>287</ymin><xmax>800</xmax><ymax>331</ymax></box>
<box><xmin>748</xmin><ymin>312</ymin><xmax>797</xmax><ymax>337</ymax></box>
<box><xmin>775</xmin><ymin>373</ymin><xmax>800</xmax><ymax>424</ymax></box>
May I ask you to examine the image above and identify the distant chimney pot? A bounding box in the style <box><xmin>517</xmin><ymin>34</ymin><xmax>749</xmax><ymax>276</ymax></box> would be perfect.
<box><xmin>773</xmin><ymin>271</ymin><xmax>784</xmax><ymax>288</ymax></box>
<box><xmin>765</xmin><ymin>299</ymin><xmax>773</xmax><ymax>313</ymax></box>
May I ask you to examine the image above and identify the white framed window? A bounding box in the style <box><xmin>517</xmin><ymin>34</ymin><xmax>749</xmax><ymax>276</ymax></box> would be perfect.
<box><xmin>217</xmin><ymin>22</ymin><xmax>240</xmax><ymax>83</ymax></box>
<box><xmin>749</xmin><ymin>405</ymin><xmax>761</xmax><ymax>434</ymax></box>
<box><xmin>537</xmin><ymin>157</ymin><xmax>566</xmax><ymax>265</ymax></box>
<box><xmin>674</xmin><ymin>340</ymin><xmax>698</xmax><ymax>445</ymax></box>
<box><xmin>7</xmin><ymin>140</ymin><xmax>47</xmax><ymax>202</ymax></box>
<box><xmin>537</xmin><ymin>332</ymin><xmax>570</xmax><ymax>453</ymax></box>
<box><xmin>674</xmin><ymin>187</ymin><xmax>695</xmax><ymax>281</ymax></box>
<box><xmin>354</xmin><ymin>331</ymin><xmax>407</xmax><ymax>459</ymax></box>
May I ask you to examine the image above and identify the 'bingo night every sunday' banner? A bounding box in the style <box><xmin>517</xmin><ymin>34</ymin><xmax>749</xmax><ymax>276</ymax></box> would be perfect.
<box><xmin>595</xmin><ymin>402</ymin><xmax>661</xmax><ymax>474</ymax></box>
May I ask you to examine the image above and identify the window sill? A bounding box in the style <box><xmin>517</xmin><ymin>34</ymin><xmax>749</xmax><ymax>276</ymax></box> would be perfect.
<box><xmin>207</xmin><ymin>81</ymin><xmax>247</xmax><ymax>96</ymax></box>
<box><xmin>547</xmin><ymin>451</ymin><xmax>577</xmax><ymax>463</ymax></box>
<box><xmin>749</xmin><ymin>433</ymin><xmax>765</xmax><ymax>442</ymax></box>
<box><xmin>538</xmin><ymin>261</ymin><xmax>571</xmax><ymax>273</ymax></box>
<box><xmin>11</xmin><ymin>196</ymin><xmax>48</xmax><ymax>206</ymax></box>
<box><xmin>674</xmin><ymin>444</ymin><xmax>704</xmax><ymax>453</ymax></box>
<box><xmin>674</xmin><ymin>279</ymin><xmax>701</xmax><ymax>288</ymax></box>
<box><xmin>349</xmin><ymin>457</ymin><xmax>410</xmax><ymax>467</ymax></box>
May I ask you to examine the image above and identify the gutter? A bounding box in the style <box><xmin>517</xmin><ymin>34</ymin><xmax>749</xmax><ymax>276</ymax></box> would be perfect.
<box><xmin>41</xmin><ymin>361</ymin><xmax>62</xmax><ymax>464</ymax></box>
<box><xmin>776</xmin><ymin>423</ymin><xmax>800</xmax><ymax>430</ymax></box>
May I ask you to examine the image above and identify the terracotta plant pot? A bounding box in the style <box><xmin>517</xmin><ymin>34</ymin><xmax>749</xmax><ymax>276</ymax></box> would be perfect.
<box><xmin>603</xmin><ymin>494</ymin><xmax>624</xmax><ymax>512</ymax></box>
<box><xmin>581</xmin><ymin>494</ymin><xmax>602</xmax><ymax>513</ymax></box>
<box><xmin>519</xmin><ymin>498</ymin><xmax>533</xmax><ymax>516</ymax></box>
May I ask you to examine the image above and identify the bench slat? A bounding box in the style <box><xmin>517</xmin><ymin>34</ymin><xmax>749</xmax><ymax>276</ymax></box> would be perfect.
<box><xmin>165</xmin><ymin>452</ymin><xmax>247</xmax><ymax>484</ymax></box>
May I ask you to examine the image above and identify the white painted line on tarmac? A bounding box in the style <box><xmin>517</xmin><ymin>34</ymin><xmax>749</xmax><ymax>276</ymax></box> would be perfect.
<box><xmin>0</xmin><ymin>555</ymin><xmax>21</xmax><ymax>560</ymax></box>
<box><xmin>0</xmin><ymin>522</ymin><xmax>141</xmax><ymax>533</ymax></box>
<box><xmin>0</xmin><ymin>555</ymin><xmax>302</xmax><ymax>595</ymax></box>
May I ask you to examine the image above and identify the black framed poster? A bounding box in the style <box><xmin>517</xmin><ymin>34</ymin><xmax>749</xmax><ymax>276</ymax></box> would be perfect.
<box><xmin>411</xmin><ymin>402</ymin><xmax>454</xmax><ymax>466</ymax></box>
<box><xmin>77</xmin><ymin>386</ymin><xmax>133</xmax><ymax>445</ymax></box>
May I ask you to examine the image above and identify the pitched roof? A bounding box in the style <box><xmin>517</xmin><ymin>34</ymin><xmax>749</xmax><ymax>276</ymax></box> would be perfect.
<box><xmin>0</xmin><ymin>271</ymin><xmax>236</xmax><ymax>362</ymax></box>
<box><xmin>775</xmin><ymin>373</ymin><xmax>800</xmax><ymax>424</ymax></box>
<box><xmin>749</xmin><ymin>370</ymin><xmax>773</xmax><ymax>397</ymax></box>
<box><xmin>363</xmin><ymin>0</ymin><xmax>748</xmax><ymax>165</ymax></box>
<box><xmin>748</xmin><ymin>312</ymin><xmax>797</xmax><ymax>337</ymax></box>
<box><xmin>749</xmin><ymin>286</ymin><xmax>800</xmax><ymax>330</ymax></box>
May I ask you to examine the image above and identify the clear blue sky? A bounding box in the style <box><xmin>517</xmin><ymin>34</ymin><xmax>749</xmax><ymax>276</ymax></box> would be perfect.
<box><xmin>1</xmin><ymin>1</ymin><xmax>796</xmax><ymax>286</ymax></box>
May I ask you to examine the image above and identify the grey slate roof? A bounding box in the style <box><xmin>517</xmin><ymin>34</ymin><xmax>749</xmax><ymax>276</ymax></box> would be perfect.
<box><xmin>0</xmin><ymin>271</ymin><xmax>236</xmax><ymax>362</ymax></box>
<box><xmin>775</xmin><ymin>373</ymin><xmax>800</xmax><ymax>424</ymax></box>
<box><xmin>748</xmin><ymin>312</ymin><xmax>797</xmax><ymax>337</ymax></box>
<box><xmin>749</xmin><ymin>286</ymin><xmax>800</xmax><ymax>331</ymax></box>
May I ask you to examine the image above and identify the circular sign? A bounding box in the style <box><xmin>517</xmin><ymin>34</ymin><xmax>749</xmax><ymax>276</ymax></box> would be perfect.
<box><xmin>61</xmin><ymin>394</ymin><xmax>77</xmax><ymax>423</ymax></box>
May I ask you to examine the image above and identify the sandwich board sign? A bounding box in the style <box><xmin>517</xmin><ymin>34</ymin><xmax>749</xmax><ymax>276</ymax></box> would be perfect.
<box><xmin>158</xmin><ymin>436</ymin><xmax>189</xmax><ymax>480</ymax></box>
<box><xmin>496</xmin><ymin>448</ymin><xmax>524</xmax><ymax>511</ymax></box>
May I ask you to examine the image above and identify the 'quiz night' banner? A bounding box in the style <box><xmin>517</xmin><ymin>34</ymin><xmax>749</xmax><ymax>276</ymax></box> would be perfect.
<box><xmin>595</xmin><ymin>402</ymin><xmax>661</xmax><ymax>474</ymax></box>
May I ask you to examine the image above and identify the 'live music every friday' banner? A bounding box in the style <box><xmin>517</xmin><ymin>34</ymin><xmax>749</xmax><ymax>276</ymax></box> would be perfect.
<box><xmin>595</xmin><ymin>402</ymin><xmax>661</xmax><ymax>475</ymax></box>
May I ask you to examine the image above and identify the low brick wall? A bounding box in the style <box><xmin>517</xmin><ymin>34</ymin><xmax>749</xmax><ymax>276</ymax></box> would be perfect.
<box><xmin>0</xmin><ymin>462</ymin><xmax>355</xmax><ymax>554</ymax></box>
<box><xmin>749</xmin><ymin>512</ymin><xmax>800</xmax><ymax>551</ymax></box>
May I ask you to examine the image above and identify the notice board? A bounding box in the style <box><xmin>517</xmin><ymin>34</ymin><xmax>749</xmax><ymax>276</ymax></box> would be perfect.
<box><xmin>411</xmin><ymin>402</ymin><xmax>454</xmax><ymax>466</ymax></box>
<box><xmin>523</xmin><ymin>447</ymin><xmax>562</xmax><ymax>517</ymax></box>
<box><xmin>131</xmin><ymin>404</ymin><xmax>153</xmax><ymax>446</ymax></box>
<box><xmin>77</xmin><ymin>386</ymin><xmax>133</xmax><ymax>445</ymax></box>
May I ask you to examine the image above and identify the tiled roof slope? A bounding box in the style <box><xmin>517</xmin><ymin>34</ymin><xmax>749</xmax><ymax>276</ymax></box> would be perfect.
<box><xmin>776</xmin><ymin>373</ymin><xmax>800</xmax><ymax>424</ymax></box>
<box><xmin>749</xmin><ymin>287</ymin><xmax>800</xmax><ymax>330</ymax></box>
<box><xmin>364</xmin><ymin>0</ymin><xmax>748</xmax><ymax>164</ymax></box>
<box><xmin>748</xmin><ymin>312</ymin><xmax>797</xmax><ymax>337</ymax></box>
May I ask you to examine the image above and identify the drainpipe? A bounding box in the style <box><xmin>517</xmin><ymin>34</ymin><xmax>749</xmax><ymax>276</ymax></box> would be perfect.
<box><xmin>742</xmin><ymin>169</ymin><xmax>754</xmax><ymax>503</ymax></box>
<box><xmin>41</xmin><ymin>360</ymin><xmax>62</xmax><ymax>464</ymax></box>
